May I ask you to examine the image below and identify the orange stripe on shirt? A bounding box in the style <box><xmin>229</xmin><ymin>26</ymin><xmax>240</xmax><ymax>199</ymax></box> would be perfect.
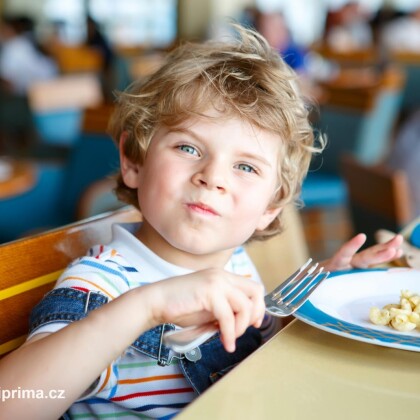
<box><xmin>119</xmin><ymin>374</ymin><xmax>184</xmax><ymax>385</ymax></box>
<box><xmin>58</xmin><ymin>276</ymin><xmax>116</xmax><ymax>299</ymax></box>
<box><xmin>97</xmin><ymin>365</ymin><xmax>112</xmax><ymax>393</ymax></box>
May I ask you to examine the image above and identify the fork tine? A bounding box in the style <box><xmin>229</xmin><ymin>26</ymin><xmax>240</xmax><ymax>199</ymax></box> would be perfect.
<box><xmin>284</xmin><ymin>270</ymin><xmax>330</xmax><ymax>309</ymax></box>
<box><xmin>269</xmin><ymin>258</ymin><xmax>313</xmax><ymax>299</ymax></box>
<box><xmin>277</xmin><ymin>261</ymin><xmax>319</xmax><ymax>302</ymax></box>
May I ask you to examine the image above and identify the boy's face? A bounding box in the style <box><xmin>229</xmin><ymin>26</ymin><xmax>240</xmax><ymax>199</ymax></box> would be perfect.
<box><xmin>121</xmin><ymin>108</ymin><xmax>282</xmax><ymax>268</ymax></box>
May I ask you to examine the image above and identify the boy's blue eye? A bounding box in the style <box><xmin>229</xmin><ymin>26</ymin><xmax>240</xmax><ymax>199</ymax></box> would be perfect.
<box><xmin>236</xmin><ymin>163</ymin><xmax>256</xmax><ymax>173</ymax></box>
<box><xmin>178</xmin><ymin>144</ymin><xmax>199</xmax><ymax>155</ymax></box>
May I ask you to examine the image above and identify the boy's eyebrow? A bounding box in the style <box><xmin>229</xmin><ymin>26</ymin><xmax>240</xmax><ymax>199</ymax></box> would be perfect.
<box><xmin>239</xmin><ymin>152</ymin><xmax>273</xmax><ymax>168</ymax></box>
<box><xmin>170</xmin><ymin>127</ymin><xmax>273</xmax><ymax>168</ymax></box>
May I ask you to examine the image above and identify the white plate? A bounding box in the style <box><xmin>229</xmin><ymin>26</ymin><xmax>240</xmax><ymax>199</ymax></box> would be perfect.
<box><xmin>294</xmin><ymin>268</ymin><xmax>420</xmax><ymax>352</ymax></box>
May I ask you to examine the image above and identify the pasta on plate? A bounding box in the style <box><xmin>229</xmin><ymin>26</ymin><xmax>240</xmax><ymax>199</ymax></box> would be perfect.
<box><xmin>369</xmin><ymin>290</ymin><xmax>420</xmax><ymax>332</ymax></box>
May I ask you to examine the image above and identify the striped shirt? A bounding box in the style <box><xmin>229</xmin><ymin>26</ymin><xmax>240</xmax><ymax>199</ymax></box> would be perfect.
<box><xmin>29</xmin><ymin>223</ymin><xmax>265</xmax><ymax>419</ymax></box>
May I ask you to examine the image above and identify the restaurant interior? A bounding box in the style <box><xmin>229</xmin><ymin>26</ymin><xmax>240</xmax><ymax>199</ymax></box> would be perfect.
<box><xmin>1</xmin><ymin>1</ymin><xmax>420</xmax><ymax>418</ymax></box>
<box><xmin>0</xmin><ymin>0</ymin><xmax>419</xmax><ymax>256</ymax></box>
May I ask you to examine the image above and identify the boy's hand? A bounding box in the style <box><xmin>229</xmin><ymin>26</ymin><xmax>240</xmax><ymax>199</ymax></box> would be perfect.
<box><xmin>323</xmin><ymin>233</ymin><xmax>404</xmax><ymax>272</ymax></box>
<box><xmin>145</xmin><ymin>269</ymin><xmax>266</xmax><ymax>353</ymax></box>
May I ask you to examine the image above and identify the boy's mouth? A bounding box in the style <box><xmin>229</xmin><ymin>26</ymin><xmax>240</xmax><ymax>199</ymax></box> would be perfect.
<box><xmin>186</xmin><ymin>202</ymin><xmax>219</xmax><ymax>216</ymax></box>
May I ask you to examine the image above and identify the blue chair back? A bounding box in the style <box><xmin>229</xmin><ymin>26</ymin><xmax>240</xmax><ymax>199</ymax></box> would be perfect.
<box><xmin>0</xmin><ymin>133</ymin><xmax>119</xmax><ymax>243</ymax></box>
<box><xmin>313</xmin><ymin>68</ymin><xmax>404</xmax><ymax>175</ymax></box>
<box><xmin>391</xmin><ymin>52</ymin><xmax>420</xmax><ymax>114</ymax></box>
<box><xmin>59</xmin><ymin>133</ymin><xmax>120</xmax><ymax>222</ymax></box>
<box><xmin>28</xmin><ymin>75</ymin><xmax>103</xmax><ymax>147</ymax></box>
<box><xmin>301</xmin><ymin>68</ymin><xmax>404</xmax><ymax>210</ymax></box>
<box><xmin>33</xmin><ymin>109</ymin><xmax>83</xmax><ymax>146</ymax></box>
<box><xmin>0</xmin><ymin>163</ymin><xmax>66</xmax><ymax>243</ymax></box>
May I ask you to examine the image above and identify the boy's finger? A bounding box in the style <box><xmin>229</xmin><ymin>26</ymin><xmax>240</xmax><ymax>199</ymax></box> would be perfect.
<box><xmin>352</xmin><ymin>245</ymin><xmax>402</xmax><ymax>268</ymax></box>
<box><xmin>229</xmin><ymin>292</ymin><xmax>253</xmax><ymax>337</ymax></box>
<box><xmin>337</xmin><ymin>233</ymin><xmax>367</xmax><ymax>259</ymax></box>
<box><xmin>212</xmin><ymin>299</ymin><xmax>236</xmax><ymax>353</ymax></box>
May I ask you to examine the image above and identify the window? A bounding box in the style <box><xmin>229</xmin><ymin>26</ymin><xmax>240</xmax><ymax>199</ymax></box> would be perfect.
<box><xmin>43</xmin><ymin>0</ymin><xmax>178</xmax><ymax>47</ymax></box>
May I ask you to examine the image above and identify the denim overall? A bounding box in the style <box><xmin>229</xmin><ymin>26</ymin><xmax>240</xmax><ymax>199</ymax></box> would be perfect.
<box><xmin>29</xmin><ymin>288</ymin><xmax>262</xmax><ymax>418</ymax></box>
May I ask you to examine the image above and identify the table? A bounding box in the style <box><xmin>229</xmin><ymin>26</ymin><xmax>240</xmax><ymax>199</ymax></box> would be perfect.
<box><xmin>177</xmin><ymin>320</ymin><xmax>420</xmax><ymax>419</ymax></box>
<box><xmin>0</xmin><ymin>160</ymin><xmax>37</xmax><ymax>199</ymax></box>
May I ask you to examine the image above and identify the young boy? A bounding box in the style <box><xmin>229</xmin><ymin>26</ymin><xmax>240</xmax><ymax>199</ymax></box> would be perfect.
<box><xmin>0</xmin><ymin>25</ymin><xmax>402</xmax><ymax>419</ymax></box>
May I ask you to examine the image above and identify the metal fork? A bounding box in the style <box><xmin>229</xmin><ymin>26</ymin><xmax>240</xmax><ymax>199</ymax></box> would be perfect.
<box><xmin>163</xmin><ymin>258</ymin><xmax>329</xmax><ymax>353</ymax></box>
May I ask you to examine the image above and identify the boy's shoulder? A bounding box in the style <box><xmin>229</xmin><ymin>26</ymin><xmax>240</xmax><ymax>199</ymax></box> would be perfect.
<box><xmin>58</xmin><ymin>244</ymin><xmax>140</xmax><ymax>298</ymax></box>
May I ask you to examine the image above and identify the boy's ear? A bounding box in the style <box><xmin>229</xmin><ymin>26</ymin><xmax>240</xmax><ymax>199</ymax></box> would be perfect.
<box><xmin>119</xmin><ymin>132</ymin><xmax>141</xmax><ymax>188</ymax></box>
<box><xmin>255</xmin><ymin>206</ymin><xmax>282</xmax><ymax>232</ymax></box>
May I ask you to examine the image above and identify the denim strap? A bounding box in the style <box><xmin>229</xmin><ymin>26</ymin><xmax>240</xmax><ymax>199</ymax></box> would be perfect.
<box><xmin>29</xmin><ymin>287</ymin><xmax>261</xmax><ymax>397</ymax></box>
<box><xmin>29</xmin><ymin>288</ymin><xmax>175</xmax><ymax>363</ymax></box>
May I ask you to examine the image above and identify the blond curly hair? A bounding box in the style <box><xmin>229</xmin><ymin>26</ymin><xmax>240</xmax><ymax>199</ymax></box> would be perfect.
<box><xmin>108</xmin><ymin>25</ymin><xmax>323</xmax><ymax>241</ymax></box>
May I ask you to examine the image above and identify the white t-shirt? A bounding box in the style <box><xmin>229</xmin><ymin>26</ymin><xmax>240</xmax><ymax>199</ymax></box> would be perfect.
<box><xmin>29</xmin><ymin>223</ymin><xmax>262</xmax><ymax>419</ymax></box>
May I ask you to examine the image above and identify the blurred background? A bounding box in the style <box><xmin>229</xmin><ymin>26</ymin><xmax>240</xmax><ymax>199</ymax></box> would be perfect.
<box><xmin>1</xmin><ymin>0</ymin><xmax>420</xmax><ymax>259</ymax></box>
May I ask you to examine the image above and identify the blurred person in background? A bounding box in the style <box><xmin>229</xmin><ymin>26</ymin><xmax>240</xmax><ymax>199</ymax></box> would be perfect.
<box><xmin>324</xmin><ymin>1</ymin><xmax>373</xmax><ymax>51</ymax></box>
<box><xmin>380</xmin><ymin>7</ymin><xmax>420</xmax><ymax>53</ymax></box>
<box><xmin>86</xmin><ymin>15</ymin><xmax>114</xmax><ymax>73</ymax></box>
<box><xmin>255</xmin><ymin>11</ymin><xmax>327</xmax><ymax>100</ymax></box>
<box><xmin>0</xmin><ymin>15</ymin><xmax>58</xmax><ymax>153</ymax></box>
<box><xmin>86</xmin><ymin>15</ymin><xmax>115</xmax><ymax>100</ymax></box>
<box><xmin>256</xmin><ymin>11</ymin><xmax>307</xmax><ymax>73</ymax></box>
<box><xmin>0</xmin><ymin>15</ymin><xmax>58</xmax><ymax>95</ymax></box>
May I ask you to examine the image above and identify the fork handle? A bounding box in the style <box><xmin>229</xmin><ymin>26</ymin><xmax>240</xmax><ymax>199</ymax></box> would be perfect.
<box><xmin>163</xmin><ymin>323</ymin><xmax>218</xmax><ymax>353</ymax></box>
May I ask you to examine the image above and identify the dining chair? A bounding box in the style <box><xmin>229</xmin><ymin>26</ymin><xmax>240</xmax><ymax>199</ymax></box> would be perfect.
<box><xmin>0</xmin><ymin>132</ymin><xmax>120</xmax><ymax>243</ymax></box>
<box><xmin>303</xmin><ymin>67</ymin><xmax>404</xmax><ymax>209</ymax></box>
<box><xmin>27</xmin><ymin>74</ymin><xmax>103</xmax><ymax>146</ymax></box>
<box><xmin>300</xmin><ymin>67</ymin><xmax>405</xmax><ymax>255</ymax></box>
<box><xmin>391</xmin><ymin>51</ymin><xmax>420</xmax><ymax>114</ymax></box>
<box><xmin>312</xmin><ymin>66</ymin><xmax>405</xmax><ymax>175</ymax></box>
<box><xmin>310</xmin><ymin>42</ymin><xmax>379</xmax><ymax>68</ymax></box>
<box><xmin>0</xmin><ymin>206</ymin><xmax>141</xmax><ymax>360</ymax></box>
<box><xmin>340</xmin><ymin>153</ymin><xmax>413</xmax><ymax>247</ymax></box>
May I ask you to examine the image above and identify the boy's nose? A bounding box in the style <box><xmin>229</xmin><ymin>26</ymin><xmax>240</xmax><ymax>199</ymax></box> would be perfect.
<box><xmin>191</xmin><ymin>161</ymin><xmax>227</xmax><ymax>191</ymax></box>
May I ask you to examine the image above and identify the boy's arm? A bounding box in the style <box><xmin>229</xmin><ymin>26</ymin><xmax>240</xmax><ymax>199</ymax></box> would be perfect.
<box><xmin>0</xmin><ymin>284</ymin><xmax>156</xmax><ymax>419</ymax></box>
<box><xmin>0</xmin><ymin>268</ymin><xmax>264</xmax><ymax>419</ymax></box>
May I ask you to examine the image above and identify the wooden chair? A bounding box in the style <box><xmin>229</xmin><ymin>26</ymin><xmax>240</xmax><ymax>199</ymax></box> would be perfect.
<box><xmin>0</xmin><ymin>206</ymin><xmax>141</xmax><ymax>360</ymax></box>
<box><xmin>340</xmin><ymin>153</ymin><xmax>413</xmax><ymax>246</ymax></box>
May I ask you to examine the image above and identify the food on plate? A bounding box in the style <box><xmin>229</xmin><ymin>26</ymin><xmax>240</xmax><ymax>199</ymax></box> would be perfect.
<box><xmin>369</xmin><ymin>290</ymin><xmax>420</xmax><ymax>332</ymax></box>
